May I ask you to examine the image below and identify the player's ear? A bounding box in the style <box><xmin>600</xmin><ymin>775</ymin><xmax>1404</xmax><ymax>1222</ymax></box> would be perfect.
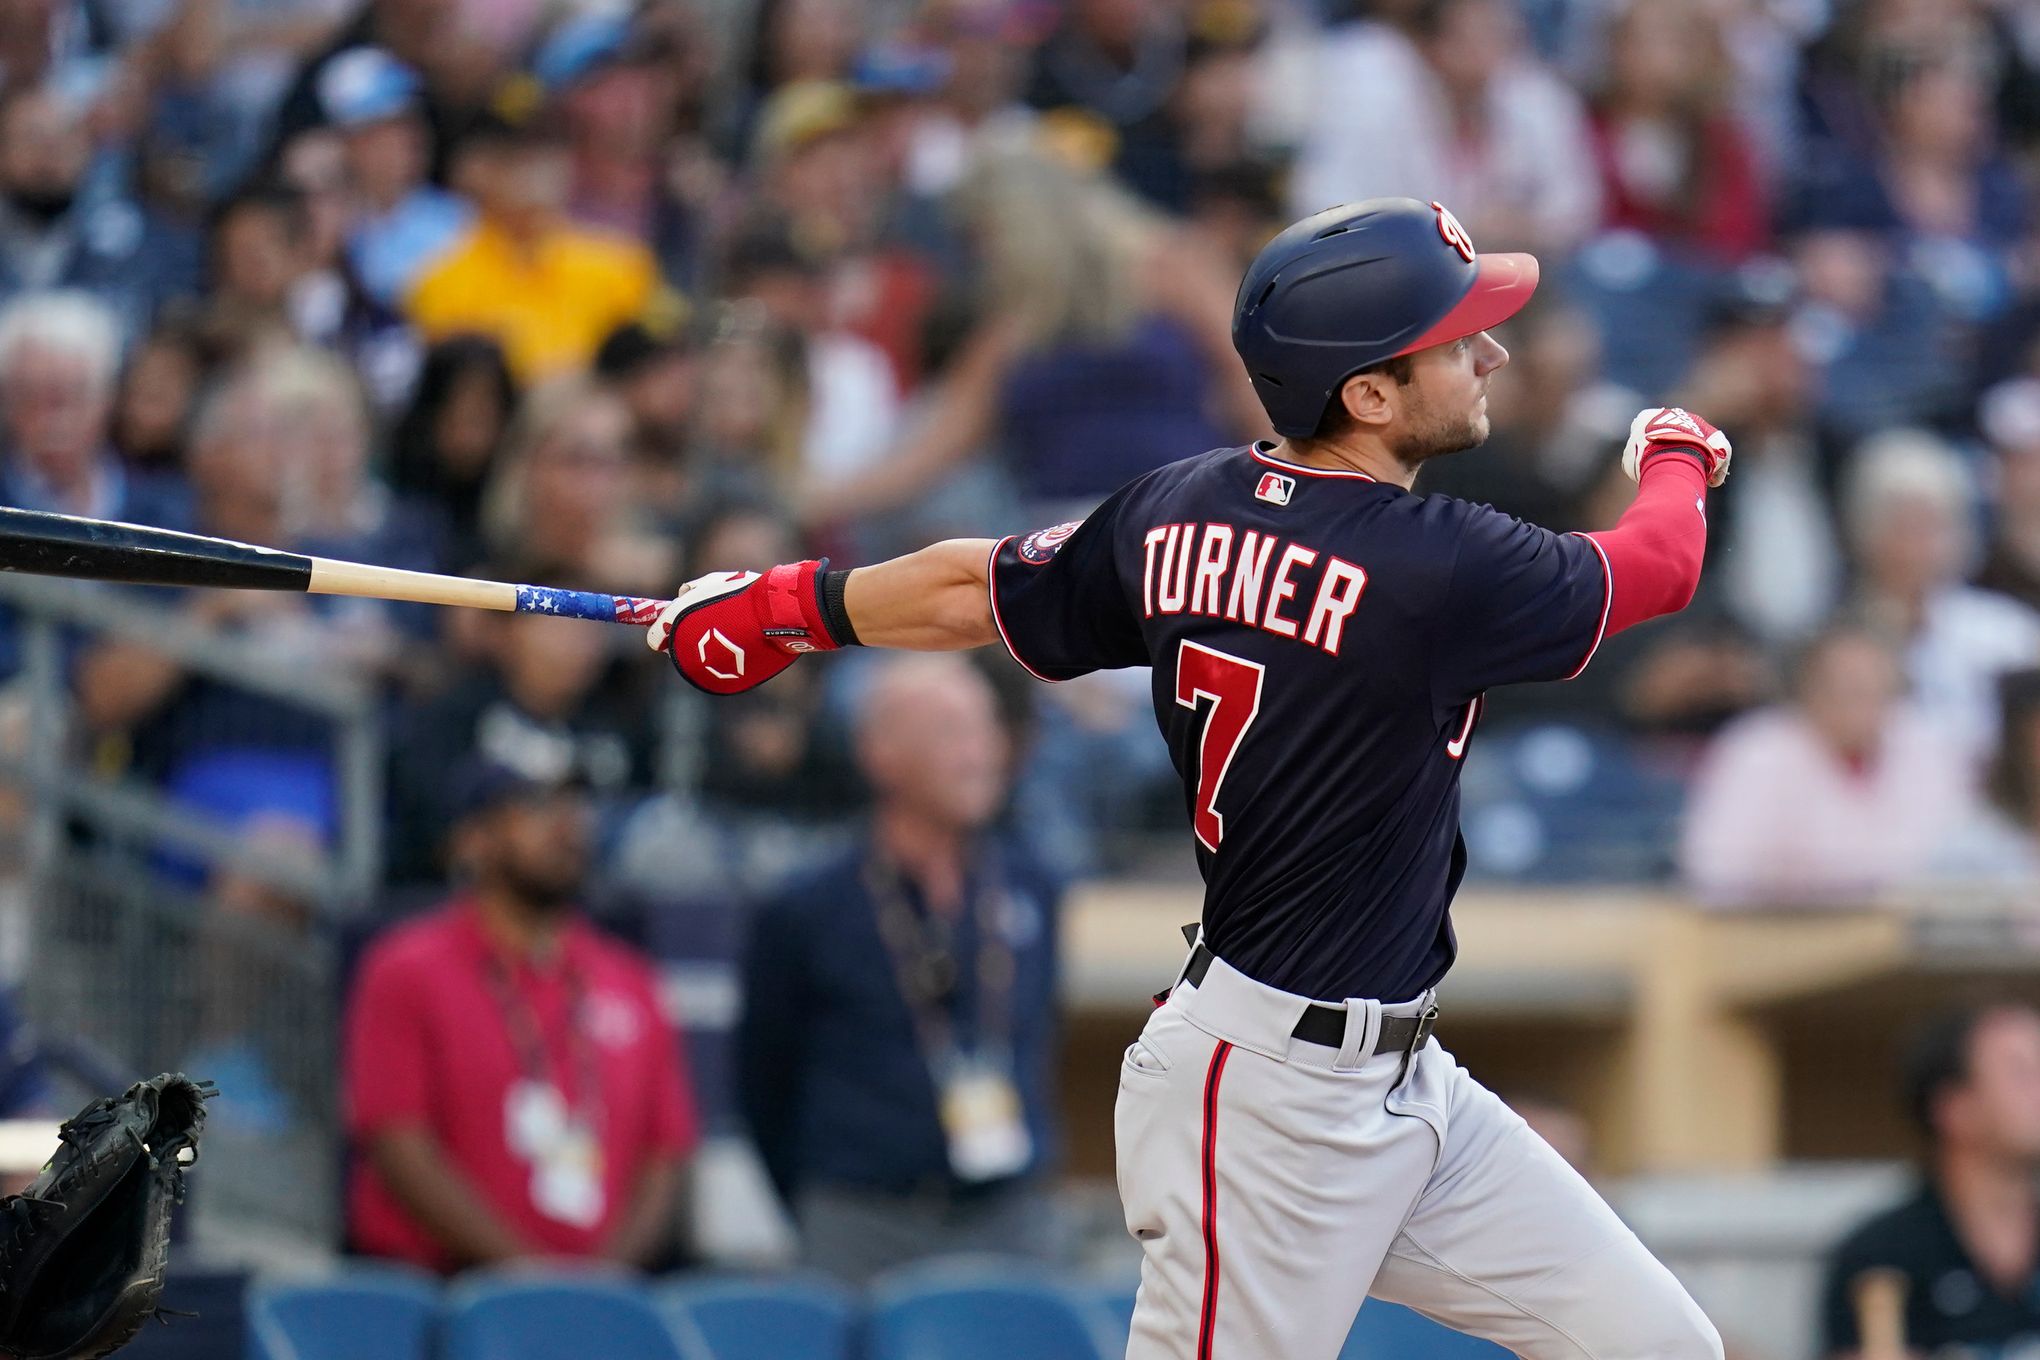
<box><xmin>1337</xmin><ymin>373</ymin><xmax>1397</xmax><ymax>431</ymax></box>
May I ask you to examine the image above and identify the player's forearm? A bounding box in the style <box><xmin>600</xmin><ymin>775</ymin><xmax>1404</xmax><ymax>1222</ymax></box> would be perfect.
<box><xmin>842</xmin><ymin>539</ymin><xmax>1001</xmax><ymax>650</ymax></box>
<box><xmin>1584</xmin><ymin>455</ymin><xmax>1709</xmax><ymax>636</ymax></box>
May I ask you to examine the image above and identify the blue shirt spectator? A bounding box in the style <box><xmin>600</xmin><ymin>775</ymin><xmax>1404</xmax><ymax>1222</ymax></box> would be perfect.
<box><xmin>0</xmin><ymin>290</ymin><xmax>191</xmax><ymax>678</ymax></box>
<box><xmin>350</xmin><ymin>191</ymin><xmax>469</xmax><ymax>310</ymax></box>
<box><xmin>735</xmin><ymin>655</ymin><xmax>1064</xmax><ymax>1283</ymax></box>
<box><xmin>319</xmin><ymin>48</ymin><xmax>472</xmax><ymax>309</ymax></box>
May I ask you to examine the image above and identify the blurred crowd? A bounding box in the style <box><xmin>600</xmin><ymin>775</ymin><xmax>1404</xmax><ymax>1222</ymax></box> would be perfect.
<box><xmin>0</xmin><ymin>0</ymin><xmax>2033</xmax><ymax>1340</ymax></box>
<box><xmin>0</xmin><ymin>0</ymin><xmax>2034</xmax><ymax>911</ymax></box>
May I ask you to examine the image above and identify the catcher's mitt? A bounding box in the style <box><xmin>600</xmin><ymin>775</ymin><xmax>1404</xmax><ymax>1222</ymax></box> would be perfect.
<box><xmin>0</xmin><ymin>1073</ymin><xmax>216</xmax><ymax>1360</ymax></box>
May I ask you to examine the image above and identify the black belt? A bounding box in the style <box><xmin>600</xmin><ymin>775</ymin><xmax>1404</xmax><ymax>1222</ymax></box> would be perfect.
<box><xmin>1181</xmin><ymin>944</ymin><xmax>1439</xmax><ymax>1055</ymax></box>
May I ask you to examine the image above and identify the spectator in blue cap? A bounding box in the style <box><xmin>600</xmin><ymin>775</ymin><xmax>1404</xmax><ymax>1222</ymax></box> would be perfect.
<box><xmin>320</xmin><ymin>48</ymin><xmax>472</xmax><ymax>310</ymax></box>
<box><xmin>269</xmin><ymin>0</ymin><xmax>485</xmax><ymax>182</ymax></box>
<box><xmin>534</xmin><ymin>14</ymin><xmax>643</xmax><ymax>95</ymax></box>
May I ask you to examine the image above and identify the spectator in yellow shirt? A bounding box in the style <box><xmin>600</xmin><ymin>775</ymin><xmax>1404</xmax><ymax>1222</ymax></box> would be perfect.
<box><xmin>407</xmin><ymin>103</ymin><xmax>662</xmax><ymax>383</ymax></box>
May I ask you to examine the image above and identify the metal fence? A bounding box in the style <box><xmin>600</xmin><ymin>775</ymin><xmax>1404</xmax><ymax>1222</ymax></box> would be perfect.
<box><xmin>0</xmin><ymin>573</ymin><xmax>384</xmax><ymax>1246</ymax></box>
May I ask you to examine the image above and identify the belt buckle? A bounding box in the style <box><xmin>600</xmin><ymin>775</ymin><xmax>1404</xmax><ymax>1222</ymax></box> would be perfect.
<box><xmin>1409</xmin><ymin>1003</ymin><xmax>1440</xmax><ymax>1054</ymax></box>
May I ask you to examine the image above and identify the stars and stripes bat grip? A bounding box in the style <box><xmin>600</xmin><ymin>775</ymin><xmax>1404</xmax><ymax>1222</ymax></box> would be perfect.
<box><xmin>0</xmin><ymin>507</ymin><xmax>666</xmax><ymax>625</ymax></box>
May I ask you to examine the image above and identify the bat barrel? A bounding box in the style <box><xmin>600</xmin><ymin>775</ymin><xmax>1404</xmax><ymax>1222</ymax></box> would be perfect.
<box><xmin>0</xmin><ymin>507</ymin><xmax>670</xmax><ymax>627</ymax></box>
<box><xmin>0</xmin><ymin>507</ymin><xmax>313</xmax><ymax>591</ymax></box>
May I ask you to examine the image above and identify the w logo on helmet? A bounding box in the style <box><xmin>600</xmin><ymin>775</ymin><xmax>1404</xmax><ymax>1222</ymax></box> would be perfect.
<box><xmin>1430</xmin><ymin>201</ymin><xmax>1476</xmax><ymax>263</ymax></box>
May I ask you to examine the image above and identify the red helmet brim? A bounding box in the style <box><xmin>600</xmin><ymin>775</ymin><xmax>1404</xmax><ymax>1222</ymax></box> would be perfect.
<box><xmin>1391</xmin><ymin>251</ymin><xmax>1540</xmax><ymax>358</ymax></box>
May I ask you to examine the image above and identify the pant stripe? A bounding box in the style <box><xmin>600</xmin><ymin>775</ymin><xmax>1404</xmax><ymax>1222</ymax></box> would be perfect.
<box><xmin>1198</xmin><ymin>1040</ymin><xmax>1234</xmax><ymax>1360</ymax></box>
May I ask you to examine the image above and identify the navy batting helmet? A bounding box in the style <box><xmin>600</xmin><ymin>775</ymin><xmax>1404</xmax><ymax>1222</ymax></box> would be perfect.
<box><xmin>1232</xmin><ymin>198</ymin><xmax>1540</xmax><ymax>439</ymax></box>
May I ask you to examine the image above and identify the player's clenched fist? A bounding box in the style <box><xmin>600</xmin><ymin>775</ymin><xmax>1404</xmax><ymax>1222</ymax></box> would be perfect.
<box><xmin>1621</xmin><ymin>407</ymin><xmax>1732</xmax><ymax>488</ymax></box>
<box><xmin>645</xmin><ymin>559</ymin><xmax>846</xmax><ymax>695</ymax></box>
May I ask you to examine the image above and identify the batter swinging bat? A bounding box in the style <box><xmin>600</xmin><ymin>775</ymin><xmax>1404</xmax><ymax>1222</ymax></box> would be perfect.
<box><xmin>0</xmin><ymin>507</ymin><xmax>668</xmax><ymax>626</ymax></box>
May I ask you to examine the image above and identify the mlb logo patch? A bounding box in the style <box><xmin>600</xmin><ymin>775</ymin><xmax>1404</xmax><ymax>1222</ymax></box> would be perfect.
<box><xmin>1255</xmin><ymin>471</ymin><xmax>1294</xmax><ymax>506</ymax></box>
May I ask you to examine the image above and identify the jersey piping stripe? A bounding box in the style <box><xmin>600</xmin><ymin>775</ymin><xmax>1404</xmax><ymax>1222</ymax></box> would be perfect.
<box><xmin>1198</xmin><ymin>1040</ymin><xmax>1234</xmax><ymax>1360</ymax></box>
<box><xmin>1250</xmin><ymin>445</ymin><xmax>1377</xmax><ymax>482</ymax></box>
<box><xmin>1565</xmin><ymin>533</ymin><xmax>1614</xmax><ymax>681</ymax></box>
<box><xmin>984</xmin><ymin>535</ymin><xmax>1066</xmax><ymax>684</ymax></box>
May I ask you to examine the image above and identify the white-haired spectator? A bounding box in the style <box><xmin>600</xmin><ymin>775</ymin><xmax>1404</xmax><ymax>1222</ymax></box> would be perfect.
<box><xmin>737</xmin><ymin>652</ymin><xmax>1064</xmax><ymax>1283</ymax></box>
<box><xmin>1680</xmin><ymin>625</ymin><xmax>1979</xmax><ymax>906</ymax></box>
<box><xmin>1846</xmin><ymin>429</ymin><xmax>2040</xmax><ymax>759</ymax></box>
<box><xmin>233</xmin><ymin>345</ymin><xmax>443</xmax><ymax>576</ymax></box>
<box><xmin>0</xmin><ymin>290</ymin><xmax>187</xmax><ymax>526</ymax></box>
<box><xmin>74</xmin><ymin>351</ymin><xmax>429</xmax><ymax>859</ymax></box>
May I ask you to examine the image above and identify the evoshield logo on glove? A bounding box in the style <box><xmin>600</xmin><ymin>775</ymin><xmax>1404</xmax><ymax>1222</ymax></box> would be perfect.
<box><xmin>698</xmin><ymin>629</ymin><xmax>746</xmax><ymax>681</ymax></box>
<box><xmin>650</xmin><ymin>559</ymin><xmax>844</xmax><ymax>696</ymax></box>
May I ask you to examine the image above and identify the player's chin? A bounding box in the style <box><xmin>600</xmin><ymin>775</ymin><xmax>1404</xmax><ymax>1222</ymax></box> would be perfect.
<box><xmin>1431</xmin><ymin>418</ymin><xmax>1488</xmax><ymax>460</ymax></box>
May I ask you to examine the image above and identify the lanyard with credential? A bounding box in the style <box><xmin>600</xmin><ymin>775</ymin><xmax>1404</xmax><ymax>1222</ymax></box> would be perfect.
<box><xmin>482</xmin><ymin>950</ymin><xmax>605</xmax><ymax>1135</ymax></box>
<box><xmin>865</xmin><ymin>850</ymin><xmax>1018</xmax><ymax>1064</ymax></box>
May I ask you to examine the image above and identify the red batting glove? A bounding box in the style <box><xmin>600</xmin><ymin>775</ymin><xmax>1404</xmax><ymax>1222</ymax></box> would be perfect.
<box><xmin>645</xmin><ymin>560</ymin><xmax>842</xmax><ymax>695</ymax></box>
<box><xmin>1621</xmin><ymin>407</ymin><xmax>1733</xmax><ymax>488</ymax></box>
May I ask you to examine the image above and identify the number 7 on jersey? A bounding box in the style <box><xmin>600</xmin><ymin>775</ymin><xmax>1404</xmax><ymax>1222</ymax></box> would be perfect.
<box><xmin>1173</xmin><ymin>640</ymin><xmax>1265</xmax><ymax>851</ymax></box>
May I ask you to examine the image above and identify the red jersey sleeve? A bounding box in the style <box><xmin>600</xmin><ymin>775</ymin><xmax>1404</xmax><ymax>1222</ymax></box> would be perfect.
<box><xmin>1583</xmin><ymin>454</ymin><xmax>1709</xmax><ymax>637</ymax></box>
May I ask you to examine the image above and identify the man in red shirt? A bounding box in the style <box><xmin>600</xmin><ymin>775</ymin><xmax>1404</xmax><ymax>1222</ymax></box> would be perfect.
<box><xmin>344</xmin><ymin>762</ymin><xmax>697</xmax><ymax>1272</ymax></box>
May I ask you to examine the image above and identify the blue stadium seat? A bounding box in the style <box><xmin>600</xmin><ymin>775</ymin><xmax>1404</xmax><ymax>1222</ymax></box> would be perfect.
<box><xmin>867</xmin><ymin>1260</ymin><xmax>1114</xmax><ymax>1360</ymax></box>
<box><xmin>245</xmin><ymin>1266</ymin><xmax>438</xmax><ymax>1360</ymax></box>
<box><xmin>1341</xmin><ymin>1300</ymin><xmax>1513</xmax><ymax>1359</ymax></box>
<box><xmin>659</xmin><ymin>1274</ymin><xmax>856</xmax><ymax>1360</ymax></box>
<box><xmin>443</xmin><ymin>1271</ymin><xmax>708</xmax><ymax>1360</ymax></box>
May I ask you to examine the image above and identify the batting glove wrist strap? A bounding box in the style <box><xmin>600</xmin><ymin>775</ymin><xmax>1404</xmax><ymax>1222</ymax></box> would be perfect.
<box><xmin>817</xmin><ymin>569</ymin><xmax>861</xmax><ymax>647</ymax></box>
<box><xmin>648</xmin><ymin>559</ymin><xmax>842</xmax><ymax>696</ymax></box>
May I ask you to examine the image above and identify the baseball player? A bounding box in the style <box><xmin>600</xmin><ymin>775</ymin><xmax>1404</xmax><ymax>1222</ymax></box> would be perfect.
<box><xmin>647</xmin><ymin>198</ymin><xmax>1729</xmax><ymax>1358</ymax></box>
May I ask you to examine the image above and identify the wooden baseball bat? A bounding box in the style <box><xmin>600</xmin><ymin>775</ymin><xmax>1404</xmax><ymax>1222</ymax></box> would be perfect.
<box><xmin>0</xmin><ymin>507</ymin><xmax>668</xmax><ymax>626</ymax></box>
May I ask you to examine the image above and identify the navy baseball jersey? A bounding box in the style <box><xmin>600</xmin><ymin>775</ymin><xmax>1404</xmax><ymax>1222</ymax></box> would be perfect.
<box><xmin>988</xmin><ymin>443</ymin><xmax>1610</xmax><ymax>1003</ymax></box>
